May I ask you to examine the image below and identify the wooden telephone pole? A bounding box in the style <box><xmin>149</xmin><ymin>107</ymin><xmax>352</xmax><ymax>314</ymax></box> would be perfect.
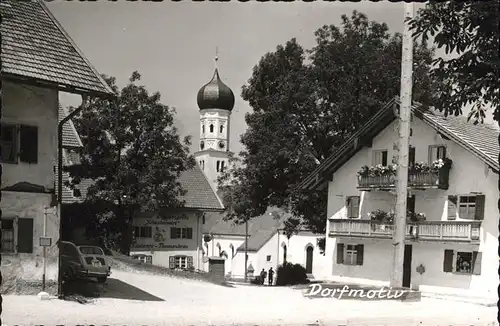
<box><xmin>390</xmin><ymin>2</ymin><xmax>414</xmax><ymax>288</ymax></box>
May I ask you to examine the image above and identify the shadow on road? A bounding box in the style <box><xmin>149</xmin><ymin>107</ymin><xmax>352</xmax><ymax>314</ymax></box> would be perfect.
<box><xmin>63</xmin><ymin>278</ymin><xmax>164</xmax><ymax>302</ymax></box>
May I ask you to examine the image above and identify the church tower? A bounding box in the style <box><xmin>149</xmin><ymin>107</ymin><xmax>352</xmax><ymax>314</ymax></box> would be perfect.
<box><xmin>194</xmin><ymin>53</ymin><xmax>235</xmax><ymax>192</ymax></box>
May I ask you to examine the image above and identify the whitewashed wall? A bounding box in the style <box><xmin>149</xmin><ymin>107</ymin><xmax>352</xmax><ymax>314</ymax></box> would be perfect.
<box><xmin>324</xmin><ymin>117</ymin><xmax>498</xmax><ymax>298</ymax></box>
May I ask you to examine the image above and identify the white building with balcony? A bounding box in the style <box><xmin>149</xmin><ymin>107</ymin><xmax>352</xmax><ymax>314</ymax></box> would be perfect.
<box><xmin>299</xmin><ymin>97</ymin><xmax>498</xmax><ymax>300</ymax></box>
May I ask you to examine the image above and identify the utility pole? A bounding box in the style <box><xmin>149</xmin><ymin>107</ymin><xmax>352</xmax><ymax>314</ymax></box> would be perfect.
<box><xmin>390</xmin><ymin>2</ymin><xmax>414</xmax><ymax>288</ymax></box>
<box><xmin>244</xmin><ymin>219</ymin><xmax>248</xmax><ymax>282</ymax></box>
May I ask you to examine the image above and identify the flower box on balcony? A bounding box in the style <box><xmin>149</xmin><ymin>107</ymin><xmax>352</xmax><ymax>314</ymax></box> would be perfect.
<box><xmin>357</xmin><ymin>158</ymin><xmax>452</xmax><ymax>190</ymax></box>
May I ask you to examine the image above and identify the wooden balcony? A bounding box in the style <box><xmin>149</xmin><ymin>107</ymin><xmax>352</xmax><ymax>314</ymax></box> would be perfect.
<box><xmin>357</xmin><ymin>169</ymin><xmax>450</xmax><ymax>191</ymax></box>
<box><xmin>328</xmin><ymin>219</ymin><xmax>481</xmax><ymax>243</ymax></box>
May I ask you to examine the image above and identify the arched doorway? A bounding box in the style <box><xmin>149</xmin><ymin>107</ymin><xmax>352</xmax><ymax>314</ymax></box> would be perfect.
<box><xmin>305</xmin><ymin>246</ymin><xmax>314</xmax><ymax>274</ymax></box>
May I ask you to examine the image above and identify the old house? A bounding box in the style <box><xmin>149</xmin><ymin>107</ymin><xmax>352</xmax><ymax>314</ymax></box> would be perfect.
<box><xmin>129</xmin><ymin>166</ymin><xmax>224</xmax><ymax>270</ymax></box>
<box><xmin>0</xmin><ymin>0</ymin><xmax>113</xmax><ymax>287</ymax></box>
<box><xmin>299</xmin><ymin>97</ymin><xmax>498</xmax><ymax>300</ymax></box>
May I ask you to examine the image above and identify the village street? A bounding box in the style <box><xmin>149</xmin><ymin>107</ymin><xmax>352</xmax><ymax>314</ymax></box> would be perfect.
<box><xmin>2</xmin><ymin>270</ymin><xmax>496</xmax><ymax>326</ymax></box>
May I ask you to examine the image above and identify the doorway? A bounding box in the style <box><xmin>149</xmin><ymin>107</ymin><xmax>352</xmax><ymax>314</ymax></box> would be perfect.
<box><xmin>305</xmin><ymin>246</ymin><xmax>314</xmax><ymax>274</ymax></box>
<box><xmin>402</xmin><ymin>244</ymin><xmax>413</xmax><ymax>288</ymax></box>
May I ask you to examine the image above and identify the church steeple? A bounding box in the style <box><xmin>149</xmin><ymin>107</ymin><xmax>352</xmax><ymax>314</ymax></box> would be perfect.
<box><xmin>195</xmin><ymin>51</ymin><xmax>234</xmax><ymax>192</ymax></box>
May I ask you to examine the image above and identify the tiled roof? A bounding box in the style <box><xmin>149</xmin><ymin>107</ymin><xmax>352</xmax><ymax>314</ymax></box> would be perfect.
<box><xmin>299</xmin><ymin>97</ymin><xmax>500</xmax><ymax>190</ymax></box>
<box><xmin>236</xmin><ymin>229</ymin><xmax>276</xmax><ymax>252</ymax></box>
<box><xmin>206</xmin><ymin>207</ymin><xmax>288</xmax><ymax>236</ymax></box>
<box><xmin>1</xmin><ymin>0</ymin><xmax>114</xmax><ymax>97</ymax></box>
<box><xmin>59</xmin><ymin>106</ymin><xmax>83</xmax><ymax>148</ymax></box>
<box><xmin>178</xmin><ymin>166</ymin><xmax>224</xmax><ymax>211</ymax></box>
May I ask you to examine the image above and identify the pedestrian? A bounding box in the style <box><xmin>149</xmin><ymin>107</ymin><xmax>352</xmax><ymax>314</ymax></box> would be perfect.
<box><xmin>260</xmin><ymin>268</ymin><xmax>266</xmax><ymax>285</ymax></box>
<box><xmin>268</xmin><ymin>267</ymin><xmax>274</xmax><ymax>286</ymax></box>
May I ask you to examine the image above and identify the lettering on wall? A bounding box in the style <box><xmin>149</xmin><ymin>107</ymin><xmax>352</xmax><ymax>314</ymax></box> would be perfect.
<box><xmin>133</xmin><ymin>243</ymin><xmax>189</xmax><ymax>250</ymax></box>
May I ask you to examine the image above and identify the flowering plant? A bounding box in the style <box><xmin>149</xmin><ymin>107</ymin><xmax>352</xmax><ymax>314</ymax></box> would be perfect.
<box><xmin>369</xmin><ymin>209</ymin><xmax>426</xmax><ymax>223</ymax></box>
<box><xmin>358</xmin><ymin>158</ymin><xmax>452</xmax><ymax>177</ymax></box>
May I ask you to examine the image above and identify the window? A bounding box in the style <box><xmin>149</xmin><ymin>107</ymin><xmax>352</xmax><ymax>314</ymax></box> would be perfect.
<box><xmin>428</xmin><ymin>145</ymin><xmax>446</xmax><ymax>164</ymax></box>
<box><xmin>336</xmin><ymin>243</ymin><xmax>364</xmax><ymax>266</ymax></box>
<box><xmin>216</xmin><ymin>160</ymin><xmax>220</xmax><ymax>172</ymax></box>
<box><xmin>448</xmin><ymin>195</ymin><xmax>485</xmax><ymax>220</ymax></box>
<box><xmin>344</xmin><ymin>245</ymin><xmax>358</xmax><ymax>265</ymax></box>
<box><xmin>372</xmin><ymin>150</ymin><xmax>388</xmax><ymax>166</ymax></box>
<box><xmin>443</xmin><ymin>249</ymin><xmax>481</xmax><ymax>275</ymax></box>
<box><xmin>170</xmin><ymin>255</ymin><xmax>193</xmax><ymax>269</ymax></box>
<box><xmin>1</xmin><ymin>219</ymin><xmax>14</xmax><ymax>253</ymax></box>
<box><xmin>1</xmin><ymin>124</ymin><xmax>17</xmax><ymax>163</ymax></box>
<box><xmin>346</xmin><ymin>196</ymin><xmax>360</xmax><ymax>218</ymax></box>
<box><xmin>202</xmin><ymin>124</ymin><xmax>205</xmax><ymax>134</ymax></box>
<box><xmin>220</xmin><ymin>161</ymin><xmax>225</xmax><ymax>172</ymax></box>
<box><xmin>209</xmin><ymin>124</ymin><xmax>214</xmax><ymax>133</ymax></box>
<box><xmin>0</xmin><ymin>124</ymin><xmax>38</xmax><ymax>164</ymax></box>
<box><xmin>175</xmin><ymin>256</ymin><xmax>187</xmax><ymax>269</ymax></box>
<box><xmin>220</xmin><ymin>124</ymin><xmax>224</xmax><ymax>133</ymax></box>
<box><xmin>266</xmin><ymin>255</ymin><xmax>271</xmax><ymax>262</ymax></box>
<box><xmin>134</xmin><ymin>226</ymin><xmax>152</xmax><ymax>238</ymax></box>
<box><xmin>170</xmin><ymin>227</ymin><xmax>193</xmax><ymax>239</ymax></box>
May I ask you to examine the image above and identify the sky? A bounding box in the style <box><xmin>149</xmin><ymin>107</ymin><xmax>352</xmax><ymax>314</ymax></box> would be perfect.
<box><xmin>47</xmin><ymin>1</ymin><xmax>492</xmax><ymax>156</ymax></box>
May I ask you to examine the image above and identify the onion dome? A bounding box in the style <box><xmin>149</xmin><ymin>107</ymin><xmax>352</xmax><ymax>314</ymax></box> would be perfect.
<box><xmin>197</xmin><ymin>56</ymin><xmax>235</xmax><ymax>111</ymax></box>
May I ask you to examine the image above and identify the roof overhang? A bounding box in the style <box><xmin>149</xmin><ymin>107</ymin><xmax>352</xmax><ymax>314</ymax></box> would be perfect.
<box><xmin>1</xmin><ymin>73</ymin><xmax>117</xmax><ymax>100</ymax></box>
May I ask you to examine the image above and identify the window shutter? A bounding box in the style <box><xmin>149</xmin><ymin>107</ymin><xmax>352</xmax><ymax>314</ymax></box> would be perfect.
<box><xmin>356</xmin><ymin>244</ymin><xmax>364</xmax><ymax>266</ymax></box>
<box><xmin>19</xmin><ymin>125</ymin><xmax>38</xmax><ymax>163</ymax></box>
<box><xmin>336</xmin><ymin>243</ymin><xmax>344</xmax><ymax>264</ymax></box>
<box><xmin>17</xmin><ymin>218</ymin><xmax>34</xmax><ymax>253</ymax></box>
<box><xmin>169</xmin><ymin>256</ymin><xmax>175</xmax><ymax>269</ymax></box>
<box><xmin>381</xmin><ymin>151</ymin><xmax>388</xmax><ymax>166</ymax></box>
<box><xmin>409</xmin><ymin>146</ymin><xmax>415</xmax><ymax>166</ymax></box>
<box><xmin>187</xmin><ymin>256</ymin><xmax>193</xmax><ymax>268</ymax></box>
<box><xmin>474</xmin><ymin>195</ymin><xmax>485</xmax><ymax>220</ymax></box>
<box><xmin>440</xmin><ymin>146</ymin><xmax>447</xmax><ymax>159</ymax></box>
<box><xmin>472</xmin><ymin>251</ymin><xmax>482</xmax><ymax>275</ymax></box>
<box><xmin>447</xmin><ymin>196</ymin><xmax>457</xmax><ymax>220</ymax></box>
<box><xmin>443</xmin><ymin>249</ymin><xmax>454</xmax><ymax>273</ymax></box>
<box><xmin>186</xmin><ymin>228</ymin><xmax>193</xmax><ymax>239</ymax></box>
<box><xmin>170</xmin><ymin>227</ymin><xmax>177</xmax><ymax>239</ymax></box>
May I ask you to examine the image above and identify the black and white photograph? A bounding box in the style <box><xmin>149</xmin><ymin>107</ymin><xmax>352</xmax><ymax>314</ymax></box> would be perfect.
<box><xmin>0</xmin><ymin>0</ymin><xmax>498</xmax><ymax>325</ymax></box>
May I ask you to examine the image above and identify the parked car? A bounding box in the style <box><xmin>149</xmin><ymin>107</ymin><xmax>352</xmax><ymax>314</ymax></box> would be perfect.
<box><xmin>59</xmin><ymin>241</ymin><xmax>111</xmax><ymax>283</ymax></box>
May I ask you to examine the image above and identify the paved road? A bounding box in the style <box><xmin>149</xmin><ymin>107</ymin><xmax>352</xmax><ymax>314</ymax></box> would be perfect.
<box><xmin>2</xmin><ymin>270</ymin><xmax>497</xmax><ymax>325</ymax></box>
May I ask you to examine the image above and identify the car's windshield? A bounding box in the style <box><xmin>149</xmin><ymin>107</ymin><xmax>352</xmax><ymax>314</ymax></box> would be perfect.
<box><xmin>78</xmin><ymin>246</ymin><xmax>104</xmax><ymax>255</ymax></box>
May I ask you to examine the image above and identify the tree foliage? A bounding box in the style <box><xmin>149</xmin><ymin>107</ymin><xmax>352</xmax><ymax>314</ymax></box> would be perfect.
<box><xmin>66</xmin><ymin>72</ymin><xmax>195</xmax><ymax>253</ymax></box>
<box><xmin>409</xmin><ymin>1</ymin><xmax>499</xmax><ymax>123</ymax></box>
<box><xmin>219</xmin><ymin>11</ymin><xmax>436</xmax><ymax>234</ymax></box>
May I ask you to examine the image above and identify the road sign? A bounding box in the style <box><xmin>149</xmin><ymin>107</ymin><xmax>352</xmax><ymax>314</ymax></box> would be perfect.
<box><xmin>44</xmin><ymin>206</ymin><xmax>57</xmax><ymax>215</ymax></box>
<box><xmin>39</xmin><ymin>237</ymin><xmax>52</xmax><ymax>247</ymax></box>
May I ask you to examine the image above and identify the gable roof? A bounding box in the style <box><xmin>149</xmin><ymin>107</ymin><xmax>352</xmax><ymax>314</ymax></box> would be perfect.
<box><xmin>176</xmin><ymin>165</ymin><xmax>225</xmax><ymax>211</ymax></box>
<box><xmin>299</xmin><ymin>97</ymin><xmax>500</xmax><ymax>191</ymax></box>
<box><xmin>236</xmin><ymin>229</ymin><xmax>276</xmax><ymax>252</ymax></box>
<box><xmin>205</xmin><ymin>206</ymin><xmax>288</xmax><ymax>236</ymax></box>
<box><xmin>59</xmin><ymin>106</ymin><xmax>83</xmax><ymax>148</ymax></box>
<box><xmin>1</xmin><ymin>0</ymin><xmax>114</xmax><ymax>97</ymax></box>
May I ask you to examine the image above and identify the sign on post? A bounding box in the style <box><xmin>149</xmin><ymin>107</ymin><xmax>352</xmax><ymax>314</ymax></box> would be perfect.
<box><xmin>44</xmin><ymin>207</ymin><xmax>57</xmax><ymax>215</ymax></box>
<box><xmin>39</xmin><ymin>236</ymin><xmax>52</xmax><ymax>247</ymax></box>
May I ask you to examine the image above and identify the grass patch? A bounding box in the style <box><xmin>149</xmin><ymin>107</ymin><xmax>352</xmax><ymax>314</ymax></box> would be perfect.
<box><xmin>109</xmin><ymin>251</ymin><xmax>233</xmax><ymax>287</ymax></box>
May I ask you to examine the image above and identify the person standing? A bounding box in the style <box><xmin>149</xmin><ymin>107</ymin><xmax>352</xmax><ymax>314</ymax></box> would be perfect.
<box><xmin>260</xmin><ymin>268</ymin><xmax>266</xmax><ymax>285</ymax></box>
<box><xmin>268</xmin><ymin>267</ymin><xmax>274</xmax><ymax>286</ymax></box>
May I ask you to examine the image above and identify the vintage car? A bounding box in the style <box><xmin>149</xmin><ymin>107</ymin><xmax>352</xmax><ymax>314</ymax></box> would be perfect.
<box><xmin>59</xmin><ymin>241</ymin><xmax>111</xmax><ymax>283</ymax></box>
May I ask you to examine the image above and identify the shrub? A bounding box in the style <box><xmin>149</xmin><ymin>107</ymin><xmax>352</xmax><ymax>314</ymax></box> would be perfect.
<box><xmin>276</xmin><ymin>262</ymin><xmax>309</xmax><ymax>286</ymax></box>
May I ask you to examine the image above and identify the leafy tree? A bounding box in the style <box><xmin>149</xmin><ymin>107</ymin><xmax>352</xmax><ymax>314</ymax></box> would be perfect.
<box><xmin>220</xmin><ymin>11</ymin><xmax>436</xmax><ymax>234</ymax></box>
<box><xmin>409</xmin><ymin>1</ymin><xmax>499</xmax><ymax>123</ymax></box>
<box><xmin>66</xmin><ymin>72</ymin><xmax>195</xmax><ymax>254</ymax></box>
<box><xmin>409</xmin><ymin>2</ymin><xmax>498</xmax><ymax>321</ymax></box>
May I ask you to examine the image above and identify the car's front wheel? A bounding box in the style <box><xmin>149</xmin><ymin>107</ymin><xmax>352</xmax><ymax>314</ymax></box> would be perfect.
<box><xmin>97</xmin><ymin>277</ymin><xmax>107</xmax><ymax>283</ymax></box>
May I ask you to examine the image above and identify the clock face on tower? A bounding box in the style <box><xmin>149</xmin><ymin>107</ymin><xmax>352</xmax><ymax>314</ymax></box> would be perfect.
<box><xmin>218</xmin><ymin>141</ymin><xmax>225</xmax><ymax>150</ymax></box>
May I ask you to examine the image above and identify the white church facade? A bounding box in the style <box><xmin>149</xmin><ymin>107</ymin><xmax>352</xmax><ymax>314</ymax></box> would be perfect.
<box><xmin>193</xmin><ymin>57</ymin><xmax>327</xmax><ymax>280</ymax></box>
